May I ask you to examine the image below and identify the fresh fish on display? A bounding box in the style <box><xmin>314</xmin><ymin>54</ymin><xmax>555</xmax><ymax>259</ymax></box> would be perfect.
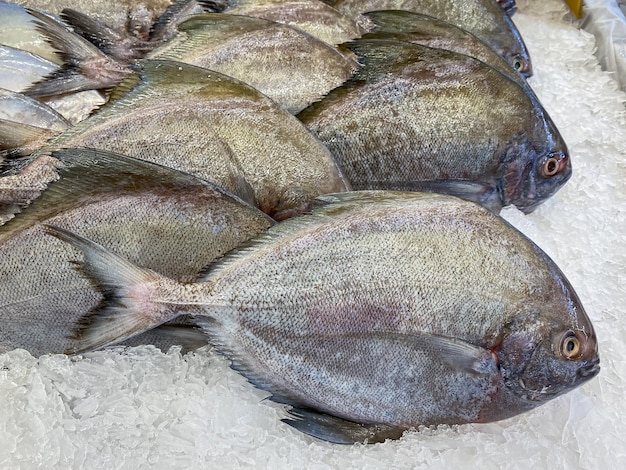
<box><xmin>361</xmin><ymin>10</ymin><xmax>526</xmax><ymax>88</ymax></box>
<box><xmin>147</xmin><ymin>13</ymin><xmax>358</xmax><ymax>113</ymax></box>
<box><xmin>0</xmin><ymin>148</ymin><xmax>274</xmax><ymax>356</ymax></box>
<box><xmin>298</xmin><ymin>40</ymin><xmax>570</xmax><ymax>214</ymax></box>
<box><xmin>3</xmin><ymin>60</ymin><xmax>349</xmax><ymax>220</ymax></box>
<box><xmin>202</xmin><ymin>0</ymin><xmax>365</xmax><ymax>45</ymax></box>
<box><xmin>332</xmin><ymin>0</ymin><xmax>532</xmax><ymax>76</ymax></box>
<box><xmin>45</xmin><ymin>191</ymin><xmax>599</xmax><ymax>444</ymax></box>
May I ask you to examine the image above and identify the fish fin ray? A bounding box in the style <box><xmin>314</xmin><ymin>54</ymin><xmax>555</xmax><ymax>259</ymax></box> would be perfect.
<box><xmin>283</xmin><ymin>408</ymin><xmax>407</xmax><ymax>444</ymax></box>
<box><xmin>24</xmin><ymin>9</ymin><xmax>130</xmax><ymax>95</ymax></box>
<box><xmin>0</xmin><ymin>119</ymin><xmax>56</xmax><ymax>153</ymax></box>
<box><xmin>44</xmin><ymin>225</ymin><xmax>176</xmax><ymax>353</ymax></box>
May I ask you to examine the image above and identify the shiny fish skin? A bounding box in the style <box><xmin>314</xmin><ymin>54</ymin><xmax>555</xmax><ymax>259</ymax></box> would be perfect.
<box><xmin>333</xmin><ymin>0</ymin><xmax>532</xmax><ymax>76</ymax></box>
<box><xmin>49</xmin><ymin>191</ymin><xmax>599</xmax><ymax>443</ymax></box>
<box><xmin>17</xmin><ymin>59</ymin><xmax>349</xmax><ymax>220</ymax></box>
<box><xmin>0</xmin><ymin>148</ymin><xmax>273</xmax><ymax>356</ymax></box>
<box><xmin>361</xmin><ymin>10</ymin><xmax>527</xmax><ymax>88</ymax></box>
<box><xmin>0</xmin><ymin>45</ymin><xmax>58</xmax><ymax>92</ymax></box>
<box><xmin>298</xmin><ymin>40</ymin><xmax>570</xmax><ymax>213</ymax></box>
<box><xmin>204</xmin><ymin>0</ymin><xmax>365</xmax><ymax>45</ymax></box>
<box><xmin>147</xmin><ymin>13</ymin><xmax>358</xmax><ymax>114</ymax></box>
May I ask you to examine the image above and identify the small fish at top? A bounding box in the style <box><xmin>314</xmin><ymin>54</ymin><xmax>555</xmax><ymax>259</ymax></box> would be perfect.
<box><xmin>332</xmin><ymin>0</ymin><xmax>532</xmax><ymax>76</ymax></box>
<box><xmin>147</xmin><ymin>13</ymin><xmax>358</xmax><ymax>113</ymax></box>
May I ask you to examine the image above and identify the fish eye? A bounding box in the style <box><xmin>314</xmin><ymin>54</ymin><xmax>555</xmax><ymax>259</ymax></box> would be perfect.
<box><xmin>512</xmin><ymin>55</ymin><xmax>526</xmax><ymax>72</ymax></box>
<box><xmin>541</xmin><ymin>153</ymin><xmax>568</xmax><ymax>178</ymax></box>
<box><xmin>559</xmin><ymin>332</ymin><xmax>581</xmax><ymax>359</ymax></box>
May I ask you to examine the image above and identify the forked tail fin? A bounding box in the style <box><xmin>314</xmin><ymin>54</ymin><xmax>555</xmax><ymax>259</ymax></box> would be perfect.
<box><xmin>45</xmin><ymin>225</ymin><xmax>183</xmax><ymax>353</ymax></box>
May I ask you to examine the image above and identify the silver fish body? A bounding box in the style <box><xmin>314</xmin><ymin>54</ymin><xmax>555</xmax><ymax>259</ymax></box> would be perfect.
<box><xmin>0</xmin><ymin>148</ymin><xmax>273</xmax><ymax>356</ymax></box>
<box><xmin>298</xmin><ymin>40</ymin><xmax>570</xmax><ymax>213</ymax></box>
<box><xmin>0</xmin><ymin>45</ymin><xmax>58</xmax><ymax>92</ymax></box>
<box><xmin>210</xmin><ymin>0</ymin><xmax>365</xmax><ymax>45</ymax></box>
<box><xmin>12</xmin><ymin>59</ymin><xmax>349</xmax><ymax>220</ymax></box>
<box><xmin>49</xmin><ymin>191</ymin><xmax>599</xmax><ymax>443</ymax></box>
<box><xmin>361</xmin><ymin>10</ymin><xmax>526</xmax><ymax>88</ymax></box>
<box><xmin>333</xmin><ymin>0</ymin><xmax>532</xmax><ymax>76</ymax></box>
<box><xmin>147</xmin><ymin>13</ymin><xmax>358</xmax><ymax>114</ymax></box>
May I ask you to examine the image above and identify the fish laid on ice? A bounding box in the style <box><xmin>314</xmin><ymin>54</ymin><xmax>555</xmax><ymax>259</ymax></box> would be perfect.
<box><xmin>147</xmin><ymin>13</ymin><xmax>358</xmax><ymax>113</ymax></box>
<box><xmin>3</xmin><ymin>59</ymin><xmax>349</xmax><ymax>220</ymax></box>
<box><xmin>0</xmin><ymin>148</ymin><xmax>273</xmax><ymax>356</ymax></box>
<box><xmin>46</xmin><ymin>191</ymin><xmax>599</xmax><ymax>443</ymax></box>
<box><xmin>298</xmin><ymin>40</ymin><xmax>570</xmax><ymax>213</ymax></box>
<box><xmin>332</xmin><ymin>0</ymin><xmax>532</xmax><ymax>76</ymax></box>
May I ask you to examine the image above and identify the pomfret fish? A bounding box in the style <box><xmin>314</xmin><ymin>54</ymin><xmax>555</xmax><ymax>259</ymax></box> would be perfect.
<box><xmin>204</xmin><ymin>0</ymin><xmax>365</xmax><ymax>45</ymax></box>
<box><xmin>298</xmin><ymin>40</ymin><xmax>570</xmax><ymax>213</ymax></box>
<box><xmin>361</xmin><ymin>10</ymin><xmax>526</xmax><ymax>88</ymax></box>
<box><xmin>8</xmin><ymin>59</ymin><xmax>349</xmax><ymax>220</ymax></box>
<box><xmin>147</xmin><ymin>13</ymin><xmax>358</xmax><ymax>113</ymax></box>
<box><xmin>0</xmin><ymin>148</ymin><xmax>274</xmax><ymax>356</ymax></box>
<box><xmin>332</xmin><ymin>0</ymin><xmax>532</xmax><ymax>76</ymax></box>
<box><xmin>47</xmin><ymin>191</ymin><xmax>599</xmax><ymax>443</ymax></box>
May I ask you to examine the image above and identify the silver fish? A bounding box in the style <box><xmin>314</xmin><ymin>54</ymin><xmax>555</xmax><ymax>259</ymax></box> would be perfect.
<box><xmin>46</xmin><ymin>191</ymin><xmax>599</xmax><ymax>443</ymax></box>
<box><xmin>0</xmin><ymin>88</ymin><xmax>70</xmax><ymax>154</ymax></box>
<box><xmin>0</xmin><ymin>1</ymin><xmax>64</xmax><ymax>63</ymax></box>
<box><xmin>205</xmin><ymin>0</ymin><xmax>365</xmax><ymax>45</ymax></box>
<box><xmin>361</xmin><ymin>10</ymin><xmax>526</xmax><ymax>88</ymax></box>
<box><xmin>147</xmin><ymin>13</ymin><xmax>358</xmax><ymax>113</ymax></box>
<box><xmin>5</xmin><ymin>59</ymin><xmax>349</xmax><ymax>220</ymax></box>
<box><xmin>298</xmin><ymin>40</ymin><xmax>570</xmax><ymax>213</ymax></box>
<box><xmin>0</xmin><ymin>44</ymin><xmax>58</xmax><ymax>92</ymax></box>
<box><xmin>0</xmin><ymin>148</ymin><xmax>274</xmax><ymax>356</ymax></box>
<box><xmin>333</xmin><ymin>0</ymin><xmax>532</xmax><ymax>76</ymax></box>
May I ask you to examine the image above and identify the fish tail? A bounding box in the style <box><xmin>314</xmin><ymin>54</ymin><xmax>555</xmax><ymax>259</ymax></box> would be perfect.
<box><xmin>44</xmin><ymin>225</ymin><xmax>183</xmax><ymax>354</ymax></box>
<box><xmin>24</xmin><ymin>9</ymin><xmax>130</xmax><ymax>96</ymax></box>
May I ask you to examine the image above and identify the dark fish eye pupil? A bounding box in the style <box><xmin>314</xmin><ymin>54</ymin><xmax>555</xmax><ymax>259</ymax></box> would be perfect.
<box><xmin>567</xmin><ymin>340</ymin><xmax>575</xmax><ymax>352</ymax></box>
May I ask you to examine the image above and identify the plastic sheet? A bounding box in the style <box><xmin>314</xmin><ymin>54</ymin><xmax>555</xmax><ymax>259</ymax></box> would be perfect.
<box><xmin>581</xmin><ymin>0</ymin><xmax>626</xmax><ymax>91</ymax></box>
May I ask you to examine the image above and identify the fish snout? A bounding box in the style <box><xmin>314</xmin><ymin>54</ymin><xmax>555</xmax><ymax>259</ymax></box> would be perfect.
<box><xmin>578</xmin><ymin>358</ymin><xmax>600</xmax><ymax>380</ymax></box>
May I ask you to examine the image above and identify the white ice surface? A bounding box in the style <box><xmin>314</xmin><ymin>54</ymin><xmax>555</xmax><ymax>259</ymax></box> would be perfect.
<box><xmin>1</xmin><ymin>0</ymin><xmax>625</xmax><ymax>468</ymax></box>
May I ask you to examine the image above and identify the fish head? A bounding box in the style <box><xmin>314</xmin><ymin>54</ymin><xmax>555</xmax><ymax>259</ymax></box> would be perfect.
<box><xmin>496</xmin><ymin>276</ymin><xmax>599</xmax><ymax>406</ymax></box>
<box><xmin>500</xmin><ymin>13</ymin><xmax>532</xmax><ymax>77</ymax></box>
<box><xmin>498</xmin><ymin>124</ymin><xmax>571</xmax><ymax>213</ymax></box>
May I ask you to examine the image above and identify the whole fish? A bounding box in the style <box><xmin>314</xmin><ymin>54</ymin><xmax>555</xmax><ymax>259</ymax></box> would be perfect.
<box><xmin>361</xmin><ymin>10</ymin><xmax>526</xmax><ymax>88</ymax></box>
<box><xmin>0</xmin><ymin>148</ymin><xmax>274</xmax><ymax>356</ymax></box>
<box><xmin>46</xmin><ymin>191</ymin><xmax>599</xmax><ymax>443</ymax></box>
<box><xmin>204</xmin><ymin>0</ymin><xmax>365</xmax><ymax>45</ymax></box>
<box><xmin>5</xmin><ymin>59</ymin><xmax>349</xmax><ymax>220</ymax></box>
<box><xmin>298</xmin><ymin>40</ymin><xmax>570</xmax><ymax>213</ymax></box>
<box><xmin>332</xmin><ymin>0</ymin><xmax>532</xmax><ymax>76</ymax></box>
<box><xmin>147</xmin><ymin>13</ymin><xmax>358</xmax><ymax>113</ymax></box>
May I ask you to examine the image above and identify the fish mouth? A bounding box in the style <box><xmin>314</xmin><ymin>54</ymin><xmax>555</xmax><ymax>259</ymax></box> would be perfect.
<box><xmin>517</xmin><ymin>359</ymin><xmax>600</xmax><ymax>401</ymax></box>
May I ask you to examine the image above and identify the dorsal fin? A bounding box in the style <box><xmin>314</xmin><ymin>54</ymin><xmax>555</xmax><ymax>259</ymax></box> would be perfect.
<box><xmin>0</xmin><ymin>148</ymin><xmax>265</xmax><ymax>243</ymax></box>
